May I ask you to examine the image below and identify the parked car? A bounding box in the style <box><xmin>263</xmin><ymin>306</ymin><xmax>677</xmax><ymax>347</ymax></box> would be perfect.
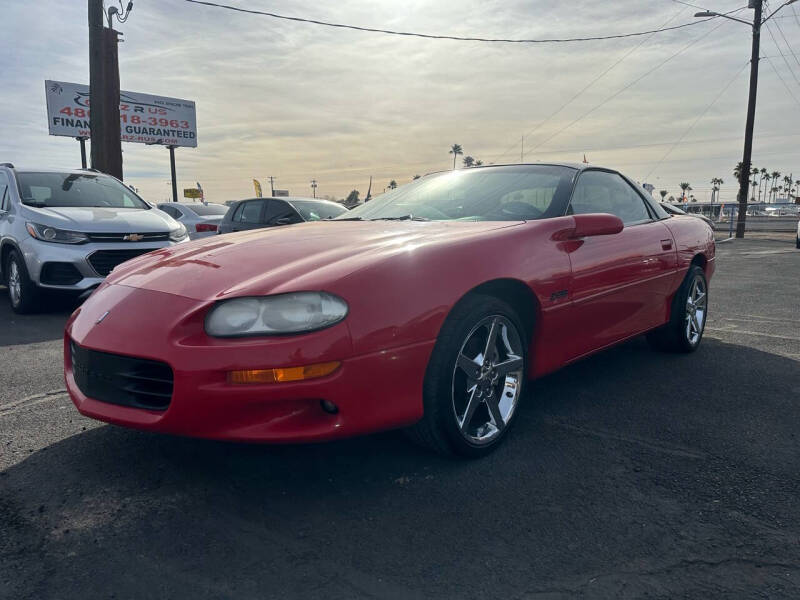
<box><xmin>661</xmin><ymin>202</ymin><xmax>715</xmax><ymax>228</ymax></box>
<box><xmin>217</xmin><ymin>197</ymin><xmax>347</xmax><ymax>234</ymax></box>
<box><xmin>0</xmin><ymin>164</ymin><xmax>188</xmax><ymax>313</ymax></box>
<box><xmin>65</xmin><ymin>163</ymin><xmax>714</xmax><ymax>457</ymax></box>
<box><xmin>157</xmin><ymin>202</ymin><xmax>229</xmax><ymax>239</ymax></box>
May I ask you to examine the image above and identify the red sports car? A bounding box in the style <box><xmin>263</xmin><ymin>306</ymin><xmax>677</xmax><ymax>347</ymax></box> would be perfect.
<box><xmin>65</xmin><ymin>164</ymin><xmax>714</xmax><ymax>457</ymax></box>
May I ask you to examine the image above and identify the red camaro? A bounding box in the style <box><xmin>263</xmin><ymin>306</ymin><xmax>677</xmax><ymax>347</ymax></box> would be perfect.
<box><xmin>65</xmin><ymin>164</ymin><xmax>714</xmax><ymax>457</ymax></box>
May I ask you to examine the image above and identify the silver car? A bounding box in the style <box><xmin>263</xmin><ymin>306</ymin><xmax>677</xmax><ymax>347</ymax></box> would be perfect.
<box><xmin>156</xmin><ymin>202</ymin><xmax>229</xmax><ymax>239</ymax></box>
<box><xmin>0</xmin><ymin>164</ymin><xmax>188</xmax><ymax>313</ymax></box>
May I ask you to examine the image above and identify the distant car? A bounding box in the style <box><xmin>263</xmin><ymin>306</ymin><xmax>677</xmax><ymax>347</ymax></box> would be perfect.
<box><xmin>157</xmin><ymin>202</ymin><xmax>229</xmax><ymax>239</ymax></box>
<box><xmin>0</xmin><ymin>164</ymin><xmax>188</xmax><ymax>313</ymax></box>
<box><xmin>660</xmin><ymin>202</ymin><xmax>714</xmax><ymax>228</ymax></box>
<box><xmin>217</xmin><ymin>197</ymin><xmax>347</xmax><ymax>234</ymax></box>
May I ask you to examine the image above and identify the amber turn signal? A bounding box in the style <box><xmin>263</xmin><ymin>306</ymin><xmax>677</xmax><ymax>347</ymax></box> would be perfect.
<box><xmin>227</xmin><ymin>361</ymin><xmax>341</xmax><ymax>384</ymax></box>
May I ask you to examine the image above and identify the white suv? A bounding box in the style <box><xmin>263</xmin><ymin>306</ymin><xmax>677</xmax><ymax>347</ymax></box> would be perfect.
<box><xmin>0</xmin><ymin>164</ymin><xmax>188</xmax><ymax>313</ymax></box>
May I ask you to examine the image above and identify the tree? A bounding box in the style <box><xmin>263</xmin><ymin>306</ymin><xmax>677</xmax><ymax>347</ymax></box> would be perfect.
<box><xmin>770</xmin><ymin>171</ymin><xmax>781</xmax><ymax>202</ymax></box>
<box><xmin>449</xmin><ymin>144</ymin><xmax>463</xmax><ymax>170</ymax></box>
<box><xmin>412</xmin><ymin>174</ymin><xmax>421</xmax><ymax>180</ymax></box>
<box><xmin>388</xmin><ymin>180</ymin><xmax>397</xmax><ymax>189</ymax></box>
<box><xmin>475</xmin><ymin>160</ymin><xmax>483</xmax><ymax>166</ymax></box>
<box><xmin>679</xmin><ymin>182</ymin><xmax>690</xmax><ymax>200</ymax></box>
<box><xmin>710</xmin><ymin>178</ymin><xmax>723</xmax><ymax>204</ymax></box>
<box><xmin>750</xmin><ymin>180</ymin><xmax>758</xmax><ymax>201</ymax></box>
<box><xmin>659</xmin><ymin>190</ymin><xmax>668</xmax><ymax>201</ymax></box>
<box><xmin>759</xmin><ymin>167</ymin><xmax>768</xmax><ymax>202</ymax></box>
<box><xmin>345</xmin><ymin>189</ymin><xmax>360</xmax><ymax>207</ymax></box>
<box><xmin>462</xmin><ymin>156</ymin><xmax>475</xmax><ymax>168</ymax></box>
<box><xmin>733</xmin><ymin>161</ymin><xmax>744</xmax><ymax>181</ymax></box>
<box><xmin>668</xmin><ymin>195</ymin><xmax>675</xmax><ymax>202</ymax></box>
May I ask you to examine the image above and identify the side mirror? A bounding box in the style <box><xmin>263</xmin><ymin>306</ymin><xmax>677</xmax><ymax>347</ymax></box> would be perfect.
<box><xmin>571</xmin><ymin>213</ymin><xmax>624</xmax><ymax>238</ymax></box>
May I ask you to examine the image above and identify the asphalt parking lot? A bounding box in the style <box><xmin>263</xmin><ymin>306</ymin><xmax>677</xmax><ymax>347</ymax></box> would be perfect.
<box><xmin>1</xmin><ymin>236</ymin><xmax>799</xmax><ymax>599</ymax></box>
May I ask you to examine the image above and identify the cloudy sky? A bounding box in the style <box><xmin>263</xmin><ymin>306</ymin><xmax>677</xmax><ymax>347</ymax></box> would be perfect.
<box><xmin>2</xmin><ymin>0</ymin><xmax>800</xmax><ymax>203</ymax></box>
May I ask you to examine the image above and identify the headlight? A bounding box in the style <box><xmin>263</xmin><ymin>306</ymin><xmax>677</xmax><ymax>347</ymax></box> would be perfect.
<box><xmin>169</xmin><ymin>223</ymin><xmax>188</xmax><ymax>241</ymax></box>
<box><xmin>26</xmin><ymin>222</ymin><xmax>88</xmax><ymax>244</ymax></box>
<box><xmin>205</xmin><ymin>292</ymin><xmax>349</xmax><ymax>337</ymax></box>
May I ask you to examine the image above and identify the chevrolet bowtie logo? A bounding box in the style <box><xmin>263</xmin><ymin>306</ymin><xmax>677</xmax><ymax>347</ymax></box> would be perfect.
<box><xmin>123</xmin><ymin>233</ymin><xmax>144</xmax><ymax>242</ymax></box>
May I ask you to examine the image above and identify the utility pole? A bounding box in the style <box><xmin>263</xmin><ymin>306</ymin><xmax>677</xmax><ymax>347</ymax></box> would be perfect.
<box><xmin>88</xmin><ymin>0</ymin><xmax>123</xmax><ymax>179</ymax></box>
<box><xmin>268</xmin><ymin>176</ymin><xmax>275</xmax><ymax>196</ymax></box>
<box><xmin>695</xmin><ymin>0</ymin><xmax>796</xmax><ymax>238</ymax></box>
<box><xmin>310</xmin><ymin>179</ymin><xmax>318</xmax><ymax>198</ymax></box>
<box><xmin>169</xmin><ymin>145</ymin><xmax>178</xmax><ymax>202</ymax></box>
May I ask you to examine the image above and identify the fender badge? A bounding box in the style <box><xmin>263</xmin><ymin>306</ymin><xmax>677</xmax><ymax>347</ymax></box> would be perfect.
<box><xmin>96</xmin><ymin>310</ymin><xmax>110</xmax><ymax>324</ymax></box>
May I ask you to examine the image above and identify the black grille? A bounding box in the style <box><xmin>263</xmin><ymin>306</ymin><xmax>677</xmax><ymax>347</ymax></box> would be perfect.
<box><xmin>40</xmin><ymin>262</ymin><xmax>83</xmax><ymax>285</ymax></box>
<box><xmin>88</xmin><ymin>249</ymin><xmax>154</xmax><ymax>276</ymax></box>
<box><xmin>70</xmin><ymin>342</ymin><xmax>173</xmax><ymax>410</ymax></box>
<box><xmin>86</xmin><ymin>232</ymin><xmax>169</xmax><ymax>243</ymax></box>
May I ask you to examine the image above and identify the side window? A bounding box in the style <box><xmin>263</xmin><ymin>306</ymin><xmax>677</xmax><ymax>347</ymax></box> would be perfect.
<box><xmin>0</xmin><ymin>173</ymin><xmax>9</xmax><ymax>212</ymax></box>
<box><xmin>238</xmin><ymin>200</ymin><xmax>264</xmax><ymax>223</ymax></box>
<box><xmin>264</xmin><ymin>200</ymin><xmax>302</xmax><ymax>225</ymax></box>
<box><xmin>569</xmin><ymin>171</ymin><xmax>652</xmax><ymax>225</ymax></box>
<box><xmin>159</xmin><ymin>205</ymin><xmax>177</xmax><ymax>218</ymax></box>
<box><xmin>231</xmin><ymin>203</ymin><xmax>244</xmax><ymax>222</ymax></box>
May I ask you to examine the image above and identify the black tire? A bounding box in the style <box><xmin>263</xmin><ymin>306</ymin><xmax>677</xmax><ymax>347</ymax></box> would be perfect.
<box><xmin>405</xmin><ymin>294</ymin><xmax>528</xmax><ymax>458</ymax></box>
<box><xmin>646</xmin><ymin>264</ymin><xmax>708</xmax><ymax>353</ymax></box>
<box><xmin>5</xmin><ymin>249</ymin><xmax>41</xmax><ymax>314</ymax></box>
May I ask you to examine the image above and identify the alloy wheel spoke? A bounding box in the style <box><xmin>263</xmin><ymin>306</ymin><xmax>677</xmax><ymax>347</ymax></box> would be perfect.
<box><xmin>694</xmin><ymin>291</ymin><xmax>706</xmax><ymax>307</ymax></box>
<box><xmin>485</xmin><ymin>393</ymin><xmax>505</xmax><ymax>430</ymax></box>
<box><xmin>494</xmin><ymin>355</ymin><xmax>523</xmax><ymax>377</ymax></box>
<box><xmin>459</xmin><ymin>386</ymin><xmax>481</xmax><ymax>431</ymax></box>
<box><xmin>483</xmin><ymin>318</ymin><xmax>500</xmax><ymax>364</ymax></box>
<box><xmin>456</xmin><ymin>353</ymin><xmax>482</xmax><ymax>381</ymax></box>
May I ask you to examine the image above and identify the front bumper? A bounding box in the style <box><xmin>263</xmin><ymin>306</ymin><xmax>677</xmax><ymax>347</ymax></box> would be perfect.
<box><xmin>20</xmin><ymin>237</ymin><xmax>182</xmax><ymax>292</ymax></box>
<box><xmin>64</xmin><ymin>284</ymin><xmax>432</xmax><ymax>443</ymax></box>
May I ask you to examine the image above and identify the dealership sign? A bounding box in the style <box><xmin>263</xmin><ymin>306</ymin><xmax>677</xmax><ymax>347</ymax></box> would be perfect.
<box><xmin>45</xmin><ymin>80</ymin><xmax>197</xmax><ymax>148</ymax></box>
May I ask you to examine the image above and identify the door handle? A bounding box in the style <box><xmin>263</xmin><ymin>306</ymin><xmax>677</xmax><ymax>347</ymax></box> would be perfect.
<box><xmin>661</xmin><ymin>239</ymin><xmax>673</xmax><ymax>250</ymax></box>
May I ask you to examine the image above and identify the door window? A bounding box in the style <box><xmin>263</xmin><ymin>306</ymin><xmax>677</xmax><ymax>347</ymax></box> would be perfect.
<box><xmin>237</xmin><ymin>200</ymin><xmax>264</xmax><ymax>223</ymax></box>
<box><xmin>0</xmin><ymin>173</ymin><xmax>9</xmax><ymax>211</ymax></box>
<box><xmin>264</xmin><ymin>200</ymin><xmax>302</xmax><ymax>225</ymax></box>
<box><xmin>159</xmin><ymin>205</ymin><xmax>181</xmax><ymax>219</ymax></box>
<box><xmin>569</xmin><ymin>171</ymin><xmax>652</xmax><ymax>225</ymax></box>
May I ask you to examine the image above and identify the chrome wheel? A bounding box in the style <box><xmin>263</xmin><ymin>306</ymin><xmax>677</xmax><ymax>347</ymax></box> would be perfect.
<box><xmin>8</xmin><ymin>259</ymin><xmax>21</xmax><ymax>307</ymax></box>
<box><xmin>452</xmin><ymin>315</ymin><xmax>524</xmax><ymax>445</ymax></box>
<box><xmin>685</xmin><ymin>275</ymin><xmax>707</xmax><ymax>346</ymax></box>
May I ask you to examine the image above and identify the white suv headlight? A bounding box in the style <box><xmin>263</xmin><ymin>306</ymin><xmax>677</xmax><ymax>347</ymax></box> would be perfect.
<box><xmin>169</xmin><ymin>223</ymin><xmax>188</xmax><ymax>242</ymax></box>
<box><xmin>205</xmin><ymin>292</ymin><xmax>349</xmax><ymax>337</ymax></box>
<box><xmin>26</xmin><ymin>222</ymin><xmax>88</xmax><ymax>244</ymax></box>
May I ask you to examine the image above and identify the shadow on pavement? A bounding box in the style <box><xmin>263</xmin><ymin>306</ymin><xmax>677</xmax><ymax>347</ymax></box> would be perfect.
<box><xmin>0</xmin><ymin>287</ymin><xmax>78</xmax><ymax>346</ymax></box>
<box><xmin>2</xmin><ymin>338</ymin><xmax>799</xmax><ymax>599</ymax></box>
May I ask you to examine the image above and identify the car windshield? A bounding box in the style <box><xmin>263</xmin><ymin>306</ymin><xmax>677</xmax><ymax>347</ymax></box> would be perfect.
<box><xmin>339</xmin><ymin>165</ymin><xmax>576</xmax><ymax>221</ymax></box>
<box><xmin>291</xmin><ymin>200</ymin><xmax>348</xmax><ymax>221</ymax></box>
<box><xmin>188</xmin><ymin>203</ymin><xmax>229</xmax><ymax>216</ymax></box>
<box><xmin>16</xmin><ymin>172</ymin><xmax>149</xmax><ymax>209</ymax></box>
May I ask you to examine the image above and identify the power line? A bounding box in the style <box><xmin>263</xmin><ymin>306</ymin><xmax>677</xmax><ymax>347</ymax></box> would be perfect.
<box><xmin>181</xmin><ymin>0</ymin><xmax>723</xmax><ymax>44</ymax></box>
<box><xmin>764</xmin><ymin>21</ymin><xmax>800</xmax><ymax>85</ymax></box>
<box><xmin>523</xmin><ymin>17</ymin><xmax>731</xmax><ymax>157</ymax></box>
<box><xmin>764</xmin><ymin>55</ymin><xmax>800</xmax><ymax>107</ymax></box>
<box><xmin>644</xmin><ymin>61</ymin><xmax>750</xmax><ymax>179</ymax></box>
<box><xmin>770</xmin><ymin>13</ymin><xmax>800</xmax><ymax>71</ymax></box>
<box><xmin>491</xmin><ymin>6</ymin><xmax>688</xmax><ymax>162</ymax></box>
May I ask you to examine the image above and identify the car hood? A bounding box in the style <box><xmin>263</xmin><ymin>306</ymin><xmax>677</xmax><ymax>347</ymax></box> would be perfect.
<box><xmin>23</xmin><ymin>206</ymin><xmax>176</xmax><ymax>232</ymax></box>
<box><xmin>108</xmin><ymin>220</ymin><xmax>523</xmax><ymax>301</ymax></box>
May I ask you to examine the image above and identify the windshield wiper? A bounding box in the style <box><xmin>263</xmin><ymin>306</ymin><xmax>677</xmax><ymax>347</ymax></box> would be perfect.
<box><xmin>22</xmin><ymin>200</ymin><xmax>48</xmax><ymax>208</ymax></box>
<box><xmin>331</xmin><ymin>216</ymin><xmax>364</xmax><ymax>221</ymax></box>
<box><xmin>370</xmin><ymin>215</ymin><xmax>429</xmax><ymax>221</ymax></box>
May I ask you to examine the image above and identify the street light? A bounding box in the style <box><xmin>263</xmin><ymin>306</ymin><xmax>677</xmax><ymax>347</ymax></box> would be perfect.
<box><xmin>693</xmin><ymin>0</ymin><xmax>797</xmax><ymax>238</ymax></box>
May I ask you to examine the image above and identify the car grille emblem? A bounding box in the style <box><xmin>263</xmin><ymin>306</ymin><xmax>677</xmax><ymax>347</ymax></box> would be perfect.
<box><xmin>96</xmin><ymin>310</ymin><xmax>110</xmax><ymax>324</ymax></box>
<box><xmin>123</xmin><ymin>233</ymin><xmax>144</xmax><ymax>242</ymax></box>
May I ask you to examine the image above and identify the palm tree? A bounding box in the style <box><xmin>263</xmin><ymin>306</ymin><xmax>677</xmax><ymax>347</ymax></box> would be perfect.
<box><xmin>759</xmin><ymin>167</ymin><xmax>768</xmax><ymax>202</ymax></box>
<box><xmin>659</xmin><ymin>190</ymin><xmax>668</xmax><ymax>201</ymax></box>
<box><xmin>679</xmin><ymin>182</ymin><xmax>691</xmax><ymax>200</ymax></box>
<box><xmin>449</xmin><ymin>144</ymin><xmax>463</xmax><ymax>170</ymax></box>
<box><xmin>750</xmin><ymin>180</ymin><xmax>758</xmax><ymax>201</ymax></box>
<box><xmin>668</xmin><ymin>196</ymin><xmax>675</xmax><ymax>202</ymax></box>
<box><xmin>733</xmin><ymin>161</ymin><xmax>744</xmax><ymax>182</ymax></box>
<box><xmin>462</xmin><ymin>156</ymin><xmax>475</xmax><ymax>168</ymax></box>
<box><xmin>388</xmin><ymin>180</ymin><xmax>397</xmax><ymax>190</ymax></box>
<box><xmin>475</xmin><ymin>160</ymin><xmax>483</xmax><ymax>166</ymax></box>
<box><xmin>770</xmin><ymin>171</ymin><xmax>781</xmax><ymax>202</ymax></box>
<box><xmin>710</xmin><ymin>177</ymin><xmax>723</xmax><ymax>204</ymax></box>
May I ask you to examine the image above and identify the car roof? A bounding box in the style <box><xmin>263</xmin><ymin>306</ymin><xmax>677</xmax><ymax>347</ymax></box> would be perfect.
<box><xmin>2</xmin><ymin>166</ymin><xmax>112</xmax><ymax>176</ymax></box>
<box><xmin>423</xmin><ymin>162</ymin><xmax>615</xmax><ymax>178</ymax></box>
<box><xmin>158</xmin><ymin>202</ymin><xmax>227</xmax><ymax>208</ymax></box>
